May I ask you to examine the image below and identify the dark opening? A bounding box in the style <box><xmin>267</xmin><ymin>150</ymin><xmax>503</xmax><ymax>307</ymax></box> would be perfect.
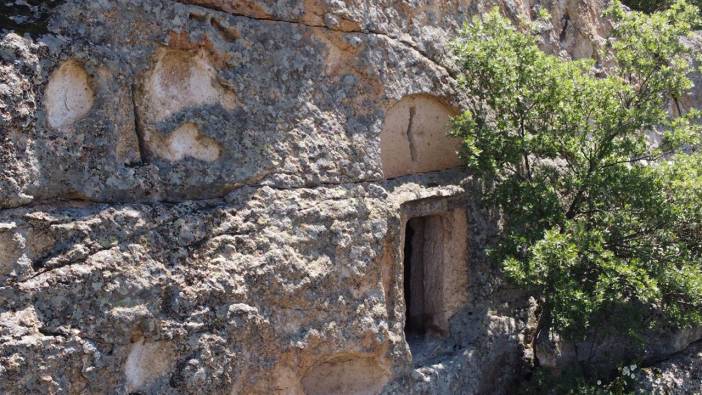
<box><xmin>404</xmin><ymin>217</ymin><xmax>428</xmax><ymax>338</ymax></box>
<box><xmin>401</xmin><ymin>206</ymin><xmax>468</xmax><ymax>361</ymax></box>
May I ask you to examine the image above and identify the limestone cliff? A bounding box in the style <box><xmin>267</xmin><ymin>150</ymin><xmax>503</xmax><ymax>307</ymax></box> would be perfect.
<box><xmin>1</xmin><ymin>1</ymin><xmax>694</xmax><ymax>394</ymax></box>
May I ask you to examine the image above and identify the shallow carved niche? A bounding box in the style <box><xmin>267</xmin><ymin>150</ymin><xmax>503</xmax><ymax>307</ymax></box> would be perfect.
<box><xmin>143</xmin><ymin>47</ymin><xmax>236</xmax><ymax>124</ymax></box>
<box><xmin>301</xmin><ymin>354</ymin><xmax>390</xmax><ymax>395</ymax></box>
<box><xmin>0</xmin><ymin>230</ymin><xmax>21</xmax><ymax>277</ymax></box>
<box><xmin>401</xmin><ymin>198</ymin><xmax>468</xmax><ymax>342</ymax></box>
<box><xmin>138</xmin><ymin>47</ymin><xmax>235</xmax><ymax>162</ymax></box>
<box><xmin>148</xmin><ymin>122</ymin><xmax>222</xmax><ymax>162</ymax></box>
<box><xmin>124</xmin><ymin>338</ymin><xmax>176</xmax><ymax>393</ymax></box>
<box><xmin>380</xmin><ymin>94</ymin><xmax>462</xmax><ymax>179</ymax></box>
<box><xmin>44</xmin><ymin>60</ymin><xmax>95</xmax><ymax>129</ymax></box>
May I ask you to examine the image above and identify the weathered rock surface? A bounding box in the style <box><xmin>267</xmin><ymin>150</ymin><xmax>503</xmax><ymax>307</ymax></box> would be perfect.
<box><xmin>635</xmin><ymin>341</ymin><xmax>702</xmax><ymax>394</ymax></box>
<box><xmin>534</xmin><ymin>326</ymin><xmax>702</xmax><ymax>375</ymax></box>
<box><xmin>0</xmin><ymin>172</ymin><xmax>535</xmax><ymax>394</ymax></box>
<box><xmin>0</xmin><ymin>0</ymin><xmax>610</xmax><ymax>209</ymax></box>
<box><xmin>2</xmin><ymin>0</ymin><xmax>671</xmax><ymax>394</ymax></box>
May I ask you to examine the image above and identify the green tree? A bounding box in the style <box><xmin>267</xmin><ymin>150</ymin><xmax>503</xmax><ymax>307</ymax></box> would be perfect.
<box><xmin>623</xmin><ymin>0</ymin><xmax>675</xmax><ymax>13</ymax></box>
<box><xmin>623</xmin><ymin>0</ymin><xmax>702</xmax><ymax>14</ymax></box>
<box><xmin>451</xmin><ymin>0</ymin><xmax>702</xmax><ymax>341</ymax></box>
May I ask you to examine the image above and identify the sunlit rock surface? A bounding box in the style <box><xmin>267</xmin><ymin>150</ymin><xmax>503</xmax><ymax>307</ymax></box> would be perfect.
<box><xmin>6</xmin><ymin>1</ymin><xmax>696</xmax><ymax>394</ymax></box>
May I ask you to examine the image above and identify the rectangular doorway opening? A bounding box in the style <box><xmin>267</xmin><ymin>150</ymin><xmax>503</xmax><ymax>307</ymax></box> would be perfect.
<box><xmin>402</xmin><ymin>207</ymin><xmax>468</xmax><ymax>353</ymax></box>
<box><xmin>403</xmin><ymin>215</ymin><xmax>444</xmax><ymax>339</ymax></box>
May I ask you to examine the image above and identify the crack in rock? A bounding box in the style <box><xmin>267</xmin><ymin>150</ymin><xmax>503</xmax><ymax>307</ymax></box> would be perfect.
<box><xmin>406</xmin><ymin>105</ymin><xmax>418</xmax><ymax>162</ymax></box>
<box><xmin>174</xmin><ymin>1</ymin><xmax>457</xmax><ymax>79</ymax></box>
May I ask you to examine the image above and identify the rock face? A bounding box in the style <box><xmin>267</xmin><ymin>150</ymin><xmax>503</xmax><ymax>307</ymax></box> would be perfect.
<box><xmin>534</xmin><ymin>325</ymin><xmax>702</xmax><ymax>376</ymax></box>
<box><xmin>0</xmin><ymin>0</ymin><xmax>652</xmax><ymax>394</ymax></box>
<box><xmin>634</xmin><ymin>341</ymin><xmax>702</xmax><ymax>394</ymax></box>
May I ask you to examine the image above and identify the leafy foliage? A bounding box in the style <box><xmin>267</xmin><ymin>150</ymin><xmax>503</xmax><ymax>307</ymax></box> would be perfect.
<box><xmin>623</xmin><ymin>0</ymin><xmax>675</xmax><ymax>13</ymax></box>
<box><xmin>623</xmin><ymin>0</ymin><xmax>702</xmax><ymax>13</ymax></box>
<box><xmin>451</xmin><ymin>0</ymin><xmax>702</xmax><ymax>340</ymax></box>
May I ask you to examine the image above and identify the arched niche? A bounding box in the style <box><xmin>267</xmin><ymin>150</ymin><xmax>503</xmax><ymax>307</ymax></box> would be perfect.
<box><xmin>380</xmin><ymin>94</ymin><xmax>462</xmax><ymax>179</ymax></box>
<box><xmin>44</xmin><ymin>60</ymin><xmax>94</xmax><ymax>129</ymax></box>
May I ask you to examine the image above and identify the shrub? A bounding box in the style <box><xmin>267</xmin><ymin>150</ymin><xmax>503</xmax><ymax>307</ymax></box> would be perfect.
<box><xmin>451</xmin><ymin>0</ymin><xmax>702</xmax><ymax>341</ymax></box>
<box><xmin>623</xmin><ymin>0</ymin><xmax>675</xmax><ymax>13</ymax></box>
<box><xmin>623</xmin><ymin>0</ymin><xmax>702</xmax><ymax>13</ymax></box>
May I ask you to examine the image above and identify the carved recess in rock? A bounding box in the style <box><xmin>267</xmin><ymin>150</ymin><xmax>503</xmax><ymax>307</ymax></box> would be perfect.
<box><xmin>380</xmin><ymin>95</ymin><xmax>462</xmax><ymax>179</ymax></box>
<box><xmin>140</xmin><ymin>48</ymin><xmax>235</xmax><ymax>162</ymax></box>
<box><xmin>403</xmin><ymin>207</ymin><xmax>468</xmax><ymax>338</ymax></box>
<box><xmin>144</xmin><ymin>48</ymin><xmax>236</xmax><ymax>123</ymax></box>
<box><xmin>124</xmin><ymin>338</ymin><xmax>176</xmax><ymax>393</ymax></box>
<box><xmin>391</xmin><ymin>194</ymin><xmax>470</xmax><ymax>367</ymax></box>
<box><xmin>0</xmin><ymin>224</ymin><xmax>21</xmax><ymax>277</ymax></box>
<box><xmin>301</xmin><ymin>354</ymin><xmax>390</xmax><ymax>395</ymax></box>
<box><xmin>44</xmin><ymin>60</ymin><xmax>94</xmax><ymax>129</ymax></box>
<box><xmin>149</xmin><ymin>122</ymin><xmax>221</xmax><ymax>162</ymax></box>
